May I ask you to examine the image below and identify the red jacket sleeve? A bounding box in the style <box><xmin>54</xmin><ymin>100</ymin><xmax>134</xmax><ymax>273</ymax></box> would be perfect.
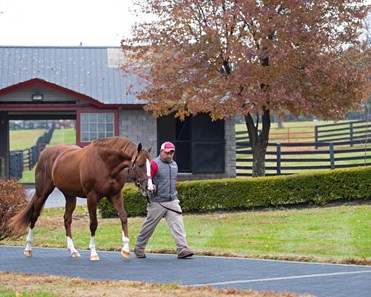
<box><xmin>151</xmin><ymin>160</ymin><xmax>158</xmax><ymax>178</ymax></box>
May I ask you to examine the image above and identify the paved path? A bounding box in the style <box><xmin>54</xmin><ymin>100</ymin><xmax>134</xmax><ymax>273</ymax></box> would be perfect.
<box><xmin>1</xmin><ymin>246</ymin><xmax>370</xmax><ymax>297</ymax></box>
<box><xmin>24</xmin><ymin>185</ymin><xmax>87</xmax><ymax>208</ymax></box>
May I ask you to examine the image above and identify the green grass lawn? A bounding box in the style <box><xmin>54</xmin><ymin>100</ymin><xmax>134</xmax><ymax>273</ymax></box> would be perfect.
<box><xmin>10</xmin><ymin>128</ymin><xmax>76</xmax><ymax>151</ymax></box>
<box><xmin>10</xmin><ymin>129</ymin><xmax>76</xmax><ymax>183</ymax></box>
<box><xmin>49</xmin><ymin>128</ymin><xmax>76</xmax><ymax>145</ymax></box>
<box><xmin>2</xmin><ymin>201</ymin><xmax>371</xmax><ymax>264</ymax></box>
<box><xmin>9</xmin><ymin>129</ymin><xmax>48</xmax><ymax>150</ymax></box>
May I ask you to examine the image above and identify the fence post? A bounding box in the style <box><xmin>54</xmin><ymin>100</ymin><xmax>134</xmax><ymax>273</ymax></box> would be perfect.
<box><xmin>27</xmin><ymin>148</ymin><xmax>31</xmax><ymax>170</ymax></box>
<box><xmin>9</xmin><ymin>151</ymin><xmax>23</xmax><ymax>179</ymax></box>
<box><xmin>349</xmin><ymin>122</ymin><xmax>354</xmax><ymax>147</ymax></box>
<box><xmin>31</xmin><ymin>145</ymin><xmax>37</xmax><ymax>168</ymax></box>
<box><xmin>329</xmin><ymin>142</ymin><xmax>335</xmax><ymax>170</ymax></box>
<box><xmin>276</xmin><ymin>143</ymin><xmax>281</xmax><ymax>175</ymax></box>
<box><xmin>314</xmin><ymin>126</ymin><xmax>319</xmax><ymax>149</ymax></box>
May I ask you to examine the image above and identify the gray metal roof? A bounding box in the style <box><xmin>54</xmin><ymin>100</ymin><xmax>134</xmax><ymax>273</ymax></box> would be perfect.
<box><xmin>0</xmin><ymin>46</ymin><xmax>145</xmax><ymax>106</ymax></box>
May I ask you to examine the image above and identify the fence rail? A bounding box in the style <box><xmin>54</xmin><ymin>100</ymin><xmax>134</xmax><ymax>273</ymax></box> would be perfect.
<box><xmin>236</xmin><ymin>120</ymin><xmax>371</xmax><ymax>177</ymax></box>
<box><xmin>236</xmin><ymin>140</ymin><xmax>371</xmax><ymax>177</ymax></box>
<box><xmin>315</xmin><ymin>120</ymin><xmax>371</xmax><ymax>145</ymax></box>
<box><xmin>9</xmin><ymin>124</ymin><xmax>55</xmax><ymax>179</ymax></box>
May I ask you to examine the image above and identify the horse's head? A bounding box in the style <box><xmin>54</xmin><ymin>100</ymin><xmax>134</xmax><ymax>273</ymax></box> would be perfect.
<box><xmin>128</xmin><ymin>143</ymin><xmax>154</xmax><ymax>197</ymax></box>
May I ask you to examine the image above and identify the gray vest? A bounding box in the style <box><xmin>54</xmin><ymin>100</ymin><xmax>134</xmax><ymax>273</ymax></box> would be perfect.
<box><xmin>150</xmin><ymin>156</ymin><xmax>178</xmax><ymax>202</ymax></box>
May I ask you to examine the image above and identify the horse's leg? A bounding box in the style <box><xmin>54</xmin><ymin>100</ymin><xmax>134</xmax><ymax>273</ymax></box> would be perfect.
<box><xmin>63</xmin><ymin>194</ymin><xmax>80</xmax><ymax>258</ymax></box>
<box><xmin>87</xmin><ymin>192</ymin><xmax>100</xmax><ymax>261</ymax></box>
<box><xmin>109</xmin><ymin>192</ymin><xmax>130</xmax><ymax>259</ymax></box>
<box><xmin>24</xmin><ymin>184</ymin><xmax>55</xmax><ymax>256</ymax></box>
<box><xmin>20</xmin><ymin>151</ymin><xmax>58</xmax><ymax>256</ymax></box>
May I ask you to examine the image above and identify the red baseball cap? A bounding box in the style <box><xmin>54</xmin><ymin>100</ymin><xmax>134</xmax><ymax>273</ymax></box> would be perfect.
<box><xmin>161</xmin><ymin>141</ymin><xmax>175</xmax><ymax>152</ymax></box>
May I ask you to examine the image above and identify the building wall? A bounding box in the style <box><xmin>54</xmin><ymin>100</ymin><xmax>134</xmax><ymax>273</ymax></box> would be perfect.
<box><xmin>224</xmin><ymin>117</ymin><xmax>236</xmax><ymax>177</ymax></box>
<box><xmin>118</xmin><ymin>109</ymin><xmax>157</xmax><ymax>151</ymax></box>
<box><xmin>118</xmin><ymin>109</ymin><xmax>236</xmax><ymax>180</ymax></box>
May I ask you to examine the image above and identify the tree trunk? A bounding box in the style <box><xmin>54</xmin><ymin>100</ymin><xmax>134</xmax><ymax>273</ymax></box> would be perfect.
<box><xmin>251</xmin><ymin>141</ymin><xmax>267</xmax><ymax>177</ymax></box>
<box><xmin>244</xmin><ymin>108</ymin><xmax>271</xmax><ymax>177</ymax></box>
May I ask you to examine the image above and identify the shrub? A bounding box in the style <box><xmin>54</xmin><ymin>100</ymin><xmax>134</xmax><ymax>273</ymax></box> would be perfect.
<box><xmin>98</xmin><ymin>184</ymin><xmax>147</xmax><ymax>218</ymax></box>
<box><xmin>98</xmin><ymin>166</ymin><xmax>371</xmax><ymax>218</ymax></box>
<box><xmin>0</xmin><ymin>179</ymin><xmax>28</xmax><ymax>240</ymax></box>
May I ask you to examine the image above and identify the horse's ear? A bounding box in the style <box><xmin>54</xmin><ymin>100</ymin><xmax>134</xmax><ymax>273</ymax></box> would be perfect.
<box><xmin>137</xmin><ymin>143</ymin><xmax>142</xmax><ymax>153</ymax></box>
<box><xmin>147</xmin><ymin>146</ymin><xmax>152</xmax><ymax>153</ymax></box>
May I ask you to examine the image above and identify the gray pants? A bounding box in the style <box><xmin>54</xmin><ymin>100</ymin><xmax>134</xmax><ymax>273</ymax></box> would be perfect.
<box><xmin>135</xmin><ymin>199</ymin><xmax>188</xmax><ymax>253</ymax></box>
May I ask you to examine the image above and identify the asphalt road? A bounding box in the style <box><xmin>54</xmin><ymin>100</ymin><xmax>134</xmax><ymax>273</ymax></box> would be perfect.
<box><xmin>1</xmin><ymin>246</ymin><xmax>371</xmax><ymax>297</ymax></box>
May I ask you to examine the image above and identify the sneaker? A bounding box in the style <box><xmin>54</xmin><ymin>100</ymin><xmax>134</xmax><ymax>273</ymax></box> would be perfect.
<box><xmin>133</xmin><ymin>247</ymin><xmax>146</xmax><ymax>258</ymax></box>
<box><xmin>177</xmin><ymin>248</ymin><xmax>194</xmax><ymax>259</ymax></box>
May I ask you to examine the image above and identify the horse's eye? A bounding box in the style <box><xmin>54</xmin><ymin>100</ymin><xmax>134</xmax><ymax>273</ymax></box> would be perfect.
<box><xmin>138</xmin><ymin>164</ymin><xmax>145</xmax><ymax>169</ymax></box>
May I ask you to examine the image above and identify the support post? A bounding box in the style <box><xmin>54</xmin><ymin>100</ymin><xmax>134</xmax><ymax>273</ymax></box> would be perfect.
<box><xmin>329</xmin><ymin>142</ymin><xmax>335</xmax><ymax>170</ymax></box>
<box><xmin>276</xmin><ymin>143</ymin><xmax>281</xmax><ymax>175</ymax></box>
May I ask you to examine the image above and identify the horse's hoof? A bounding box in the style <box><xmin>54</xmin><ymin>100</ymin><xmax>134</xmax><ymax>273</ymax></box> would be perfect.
<box><xmin>24</xmin><ymin>250</ymin><xmax>32</xmax><ymax>257</ymax></box>
<box><xmin>90</xmin><ymin>255</ymin><xmax>100</xmax><ymax>261</ymax></box>
<box><xmin>121</xmin><ymin>250</ymin><xmax>130</xmax><ymax>259</ymax></box>
<box><xmin>71</xmin><ymin>251</ymin><xmax>81</xmax><ymax>258</ymax></box>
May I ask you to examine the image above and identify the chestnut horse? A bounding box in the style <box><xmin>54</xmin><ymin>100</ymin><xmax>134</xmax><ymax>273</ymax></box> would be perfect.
<box><xmin>10</xmin><ymin>136</ymin><xmax>153</xmax><ymax>261</ymax></box>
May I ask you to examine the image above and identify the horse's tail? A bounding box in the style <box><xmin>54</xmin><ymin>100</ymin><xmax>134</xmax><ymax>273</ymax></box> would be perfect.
<box><xmin>10</xmin><ymin>146</ymin><xmax>62</xmax><ymax>237</ymax></box>
<box><xmin>9</xmin><ymin>197</ymin><xmax>35</xmax><ymax>237</ymax></box>
<box><xmin>10</xmin><ymin>149</ymin><xmax>52</xmax><ymax>237</ymax></box>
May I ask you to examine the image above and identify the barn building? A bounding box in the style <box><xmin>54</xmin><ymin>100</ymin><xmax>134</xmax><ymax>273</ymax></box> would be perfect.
<box><xmin>0</xmin><ymin>46</ymin><xmax>236</xmax><ymax>180</ymax></box>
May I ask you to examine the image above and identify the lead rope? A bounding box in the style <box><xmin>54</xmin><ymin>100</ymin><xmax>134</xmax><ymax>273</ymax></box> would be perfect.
<box><xmin>152</xmin><ymin>196</ymin><xmax>183</xmax><ymax>215</ymax></box>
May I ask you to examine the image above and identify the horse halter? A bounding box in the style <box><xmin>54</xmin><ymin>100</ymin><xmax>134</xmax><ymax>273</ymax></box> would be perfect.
<box><xmin>128</xmin><ymin>154</ymin><xmax>152</xmax><ymax>196</ymax></box>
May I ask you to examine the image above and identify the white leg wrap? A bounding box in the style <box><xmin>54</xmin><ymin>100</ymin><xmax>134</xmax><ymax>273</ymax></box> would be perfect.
<box><xmin>67</xmin><ymin>236</ymin><xmax>80</xmax><ymax>257</ymax></box>
<box><xmin>122</xmin><ymin>232</ymin><xmax>130</xmax><ymax>253</ymax></box>
<box><xmin>25</xmin><ymin>228</ymin><xmax>33</xmax><ymax>252</ymax></box>
<box><xmin>89</xmin><ymin>236</ymin><xmax>99</xmax><ymax>260</ymax></box>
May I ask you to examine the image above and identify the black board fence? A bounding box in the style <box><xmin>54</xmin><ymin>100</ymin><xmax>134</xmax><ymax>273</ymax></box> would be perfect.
<box><xmin>237</xmin><ymin>121</ymin><xmax>371</xmax><ymax>177</ymax></box>
<box><xmin>315</xmin><ymin>120</ymin><xmax>371</xmax><ymax>146</ymax></box>
<box><xmin>9</xmin><ymin>124</ymin><xmax>55</xmax><ymax>179</ymax></box>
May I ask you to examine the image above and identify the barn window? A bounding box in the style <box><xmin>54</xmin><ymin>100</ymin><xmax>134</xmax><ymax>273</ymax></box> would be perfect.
<box><xmin>77</xmin><ymin>111</ymin><xmax>117</xmax><ymax>146</ymax></box>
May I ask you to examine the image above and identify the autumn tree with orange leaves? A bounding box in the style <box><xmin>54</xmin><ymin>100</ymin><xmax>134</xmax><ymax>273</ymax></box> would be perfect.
<box><xmin>121</xmin><ymin>0</ymin><xmax>370</xmax><ymax>177</ymax></box>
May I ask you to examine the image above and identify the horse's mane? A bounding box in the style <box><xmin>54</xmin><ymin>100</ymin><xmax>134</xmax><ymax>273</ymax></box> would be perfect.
<box><xmin>90</xmin><ymin>136</ymin><xmax>136</xmax><ymax>154</ymax></box>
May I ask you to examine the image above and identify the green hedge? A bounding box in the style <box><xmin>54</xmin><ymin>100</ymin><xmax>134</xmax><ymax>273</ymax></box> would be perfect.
<box><xmin>98</xmin><ymin>166</ymin><xmax>371</xmax><ymax>218</ymax></box>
